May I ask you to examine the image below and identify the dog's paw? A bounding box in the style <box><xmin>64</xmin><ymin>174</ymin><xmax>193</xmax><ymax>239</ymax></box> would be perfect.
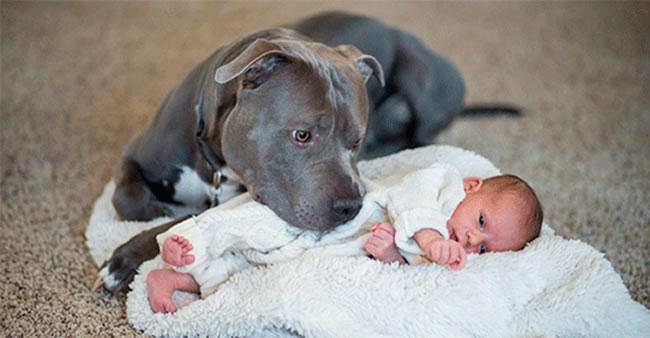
<box><xmin>94</xmin><ymin>250</ymin><xmax>141</xmax><ymax>294</ymax></box>
<box><xmin>93</xmin><ymin>220</ymin><xmax>177</xmax><ymax>294</ymax></box>
<box><xmin>93</xmin><ymin>235</ymin><xmax>159</xmax><ymax>294</ymax></box>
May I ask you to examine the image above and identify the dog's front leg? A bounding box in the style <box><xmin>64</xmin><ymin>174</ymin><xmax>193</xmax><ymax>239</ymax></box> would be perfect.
<box><xmin>112</xmin><ymin>158</ymin><xmax>173</xmax><ymax>221</ymax></box>
<box><xmin>94</xmin><ymin>216</ymin><xmax>190</xmax><ymax>294</ymax></box>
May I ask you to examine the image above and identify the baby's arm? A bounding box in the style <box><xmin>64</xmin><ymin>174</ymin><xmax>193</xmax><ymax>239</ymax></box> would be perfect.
<box><xmin>385</xmin><ymin>164</ymin><xmax>465</xmax><ymax>257</ymax></box>
<box><xmin>414</xmin><ymin>229</ymin><xmax>466</xmax><ymax>270</ymax></box>
<box><xmin>384</xmin><ymin>163</ymin><xmax>467</xmax><ymax>268</ymax></box>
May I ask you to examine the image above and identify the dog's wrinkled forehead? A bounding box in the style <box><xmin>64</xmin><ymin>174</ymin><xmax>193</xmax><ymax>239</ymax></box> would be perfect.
<box><xmin>315</xmin><ymin>56</ymin><xmax>360</xmax><ymax>113</ymax></box>
<box><xmin>272</xmin><ymin>41</ymin><xmax>378</xmax><ymax>136</ymax></box>
<box><xmin>275</xmin><ymin>39</ymin><xmax>380</xmax><ymax>103</ymax></box>
<box><xmin>215</xmin><ymin>37</ymin><xmax>383</xmax><ymax>95</ymax></box>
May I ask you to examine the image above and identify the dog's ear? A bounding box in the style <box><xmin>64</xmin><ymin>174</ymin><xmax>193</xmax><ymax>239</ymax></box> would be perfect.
<box><xmin>335</xmin><ymin>45</ymin><xmax>385</xmax><ymax>87</ymax></box>
<box><xmin>215</xmin><ymin>39</ymin><xmax>290</xmax><ymax>89</ymax></box>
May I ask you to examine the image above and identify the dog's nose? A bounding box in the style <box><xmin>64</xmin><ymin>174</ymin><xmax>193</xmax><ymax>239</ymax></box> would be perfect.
<box><xmin>331</xmin><ymin>197</ymin><xmax>363</xmax><ymax>224</ymax></box>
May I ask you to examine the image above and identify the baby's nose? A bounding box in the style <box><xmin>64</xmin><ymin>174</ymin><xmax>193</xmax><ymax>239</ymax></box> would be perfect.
<box><xmin>466</xmin><ymin>228</ymin><xmax>483</xmax><ymax>247</ymax></box>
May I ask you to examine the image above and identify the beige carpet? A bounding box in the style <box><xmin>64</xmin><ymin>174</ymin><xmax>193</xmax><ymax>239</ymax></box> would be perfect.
<box><xmin>2</xmin><ymin>1</ymin><xmax>648</xmax><ymax>336</ymax></box>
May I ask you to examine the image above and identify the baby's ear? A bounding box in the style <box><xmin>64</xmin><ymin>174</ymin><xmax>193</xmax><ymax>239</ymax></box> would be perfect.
<box><xmin>462</xmin><ymin>177</ymin><xmax>483</xmax><ymax>192</ymax></box>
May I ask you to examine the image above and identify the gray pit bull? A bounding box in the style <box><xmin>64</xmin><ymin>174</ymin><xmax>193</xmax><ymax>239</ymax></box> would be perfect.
<box><xmin>96</xmin><ymin>11</ymin><xmax>517</xmax><ymax>293</ymax></box>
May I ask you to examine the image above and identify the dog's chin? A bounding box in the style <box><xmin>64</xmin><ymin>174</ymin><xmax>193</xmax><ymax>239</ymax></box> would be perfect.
<box><xmin>256</xmin><ymin>189</ymin><xmax>339</xmax><ymax>232</ymax></box>
<box><xmin>281</xmin><ymin>205</ymin><xmax>336</xmax><ymax>233</ymax></box>
<box><xmin>294</xmin><ymin>199</ymin><xmax>342</xmax><ymax>233</ymax></box>
<box><xmin>297</xmin><ymin>220</ymin><xmax>336</xmax><ymax>233</ymax></box>
<box><xmin>299</xmin><ymin>212</ymin><xmax>345</xmax><ymax>233</ymax></box>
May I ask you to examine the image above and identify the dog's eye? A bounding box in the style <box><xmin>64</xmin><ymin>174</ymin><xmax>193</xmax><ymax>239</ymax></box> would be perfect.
<box><xmin>292</xmin><ymin>130</ymin><xmax>312</xmax><ymax>144</ymax></box>
<box><xmin>351</xmin><ymin>138</ymin><xmax>362</xmax><ymax>151</ymax></box>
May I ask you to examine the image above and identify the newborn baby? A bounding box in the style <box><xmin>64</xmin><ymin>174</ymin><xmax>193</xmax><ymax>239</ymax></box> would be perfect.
<box><xmin>146</xmin><ymin>163</ymin><xmax>543</xmax><ymax>313</ymax></box>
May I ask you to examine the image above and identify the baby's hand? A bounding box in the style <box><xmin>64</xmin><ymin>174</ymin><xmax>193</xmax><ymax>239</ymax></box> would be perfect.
<box><xmin>364</xmin><ymin>222</ymin><xmax>406</xmax><ymax>264</ymax></box>
<box><xmin>424</xmin><ymin>239</ymin><xmax>466</xmax><ymax>270</ymax></box>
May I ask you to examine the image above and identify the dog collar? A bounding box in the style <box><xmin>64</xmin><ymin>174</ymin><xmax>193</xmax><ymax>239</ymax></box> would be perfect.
<box><xmin>194</xmin><ymin>74</ymin><xmax>226</xmax><ymax>206</ymax></box>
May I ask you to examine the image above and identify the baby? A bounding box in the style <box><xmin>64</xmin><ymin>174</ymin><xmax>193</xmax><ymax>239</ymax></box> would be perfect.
<box><xmin>146</xmin><ymin>163</ymin><xmax>543</xmax><ymax>313</ymax></box>
<box><xmin>365</xmin><ymin>174</ymin><xmax>543</xmax><ymax>269</ymax></box>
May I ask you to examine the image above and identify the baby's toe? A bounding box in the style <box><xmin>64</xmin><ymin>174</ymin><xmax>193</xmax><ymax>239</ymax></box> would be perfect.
<box><xmin>180</xmin><ymin>246</ymin><xmax>192</xmax><ymax>256</ymax></box>
<box><xmin>150</xmin><ymin>299</ymin><xmax>165</xmax><ymax>313</ymax></box>
<box><xmin>163</xmin><ymin>302</ymin><xmax>177</xmax><ymax>313</ymax></box>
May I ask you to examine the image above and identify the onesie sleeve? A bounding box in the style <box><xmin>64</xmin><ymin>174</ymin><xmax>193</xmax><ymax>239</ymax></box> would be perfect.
<box><xmin>385</xmin><ymin>163</ymin><xmax>465</xmax><ymax>259</ymax></box>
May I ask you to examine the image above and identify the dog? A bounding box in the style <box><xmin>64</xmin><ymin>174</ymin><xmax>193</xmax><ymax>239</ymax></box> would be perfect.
<box><xmin>95</xmin><ymin>11</ymin><xmax>516</xmax><ymax>293</ymax></box>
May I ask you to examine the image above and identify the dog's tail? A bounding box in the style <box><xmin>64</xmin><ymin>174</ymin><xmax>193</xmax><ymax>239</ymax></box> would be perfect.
<box><xmin>461</xmin><ymin>105</ymin><xmax>522</xmax><ymax>117</ymax></box>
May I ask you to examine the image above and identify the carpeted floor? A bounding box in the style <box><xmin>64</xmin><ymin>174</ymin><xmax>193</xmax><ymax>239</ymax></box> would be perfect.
<box><xmin>1</xmin><ymin>1</ymin><xmax>648</xmax><ymax>336</ymax></box>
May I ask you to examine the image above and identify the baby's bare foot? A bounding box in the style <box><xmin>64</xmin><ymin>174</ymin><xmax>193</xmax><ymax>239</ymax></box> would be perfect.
<box><xmin>146</xmin><ymin>269</ymin><xmax>178</xmax><ymax>313</ymax></box>
<box><xmin>161</xmin><ymin>235</ymin><xmax>195</xmax><ymax>267</ymax></box>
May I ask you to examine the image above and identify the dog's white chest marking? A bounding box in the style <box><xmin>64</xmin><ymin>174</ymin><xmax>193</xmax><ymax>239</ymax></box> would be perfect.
<box><xmin>173</xmin><ymin>166</ymin><xmax>242</xmax><ymax>207</ymax></box>
<box><xmin>213</xmin><ymin>167</ymin><xmax>245</xmax><ymax>203</ymax></box>
<box><xmin>173</xmin><ymin>166</ymin><xmax>212</xmax><ymax>206</ymax></box>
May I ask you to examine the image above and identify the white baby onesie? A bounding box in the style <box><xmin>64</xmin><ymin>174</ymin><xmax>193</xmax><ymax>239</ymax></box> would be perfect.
<box><xmin>156</xmin><ymin>163</ymin><xmax>466</xmax><ymax>297</ymax></box>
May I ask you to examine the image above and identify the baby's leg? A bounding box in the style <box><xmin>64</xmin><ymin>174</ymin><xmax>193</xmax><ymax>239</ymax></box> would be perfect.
<box><xmin>197</xmin><ymin>250</ymin><xmax>251</xmax><ymax>297</ymax></box>
<box><xmin>146</xmin><ymin>269</ymin><xmax>200</xmax><ymax>313</ymax></box>
<box><xmin>162</xmin><ymin>235</ymin><xmax>196</xmax><ymax>267</ymax></box>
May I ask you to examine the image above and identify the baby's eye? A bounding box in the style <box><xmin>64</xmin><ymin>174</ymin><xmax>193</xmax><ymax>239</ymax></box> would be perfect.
<box><xmin>478</xmin><ymin>214</ymin><xmax>485</xmax><ymax>230</ymax></box>
<box><xmin>479</xmin><ymin>243</ymin><xmax>487</xmax><ymax>254</ymax></box>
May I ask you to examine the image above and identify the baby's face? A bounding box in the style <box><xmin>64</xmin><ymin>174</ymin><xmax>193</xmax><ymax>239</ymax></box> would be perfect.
<box><xmin>446</xmin><ymin>181</ymin><xmax>529</xmax><ymax>254</ymax></box>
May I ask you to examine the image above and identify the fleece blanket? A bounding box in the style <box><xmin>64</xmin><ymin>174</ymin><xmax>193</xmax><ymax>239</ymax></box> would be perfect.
<box><xmin>86</xmin><ymin>145</ymin><xmax>650</xmax><ymax>337</ymax></box>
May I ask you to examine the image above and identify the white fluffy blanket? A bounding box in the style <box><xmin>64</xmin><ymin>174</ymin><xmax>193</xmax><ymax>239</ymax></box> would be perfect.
<box><xmin>86</xmin><ymin>145</ymin><xmax>649</xmax><ymax>337</ymax></box>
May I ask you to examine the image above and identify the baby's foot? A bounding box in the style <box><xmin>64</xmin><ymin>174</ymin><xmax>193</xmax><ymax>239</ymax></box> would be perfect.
<box><xmin>146</xmin><ymin>269</ymin><xmax>178</xmax><ymax>313</ymax></box>
<box><xmin>161</xmin><ymin>235</ymin><xmax>195</xmax><ymax>267</ymax></box>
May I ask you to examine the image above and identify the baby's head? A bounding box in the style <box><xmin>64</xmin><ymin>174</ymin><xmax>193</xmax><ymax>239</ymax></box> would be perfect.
<box><xmin>446</xmin><ymin>174</ymin><xmax>543</xmax><ymax>254</ymax></box>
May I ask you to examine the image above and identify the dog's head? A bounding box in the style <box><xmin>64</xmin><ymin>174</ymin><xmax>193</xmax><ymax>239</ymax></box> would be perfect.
<box><xmin>211</xmin><ymin>36</ymin><xmax>383</xmax><ymax>232</ymax></box>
